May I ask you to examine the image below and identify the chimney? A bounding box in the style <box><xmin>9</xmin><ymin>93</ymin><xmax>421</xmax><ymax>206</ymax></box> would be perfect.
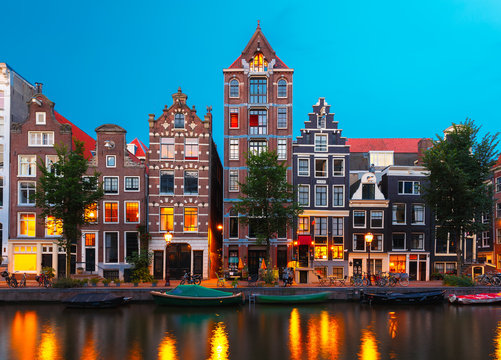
<box><xmin>35</xmin><ymin>82</ymin><xmax>43</xmax><ymax>94</ymax></box>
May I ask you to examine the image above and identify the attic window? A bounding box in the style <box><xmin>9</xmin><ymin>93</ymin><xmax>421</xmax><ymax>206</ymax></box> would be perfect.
<box><xmin>250</xmin><ymin>53</ymin><xmax>267</xmax><ymax>72</ymax></box>
<box><xmin>174</xmin><ymin>113</ymin><xmax>185</xmax><ymax>129</ymax></box>
<box><xmin>36</xmin><ymin>112</ymin><xmax>46</xmax><ymax>125</ymax></box>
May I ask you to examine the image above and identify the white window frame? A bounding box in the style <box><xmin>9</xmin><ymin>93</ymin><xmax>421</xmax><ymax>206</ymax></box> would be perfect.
<box><xmin>229</xmin><ymin>79</ymin><xmax>240</xmax><ymax>98</ymax></box>
<box><xmin>45</xmin><ymin>216</ymin><xmax>63</xmax><ymax>237</ymax></box>
<box><xmin>183</xmin><ymin>207</ymin><xmax>198</xmax><ymax>232</ymax></box>
<box><xmin>124</xmin><ymin>176</ymin><xmax>140</xmax><ymax>192</ymax></box>
<box><xmin>392</xmin><ymin>232</ymin><xmax>406</xmax><ymax>251</ymax></box>
<box><xmin>298</xmin><ymin>185</ymin><xmax>310</xmax><ymax>207</ymax></box>
<box><xmin>124</xmin><ymin>231</ymin><xmax>140</xmax><ymax>263</ymax></box>
<box><xmin>410</xmin><ymin>233</ymin><xmax>425</xmax><ymax>251</ymax></box>
<box><xmin>28</xmin><ymin>131</ymin><xmax>54</xmax><ymax>147</ymax></box>
<box><xmin>411</xmin><ymin>204</ymin><xmax>425</xmax><ymax>225</ymax></box>
<box><xmin>229</xmin><ymin>108</ymin><xmax>239</xmax><ymax>129</ymax></box>
<box><xmin>36</xmin><ymin>112</ymin><xmax>46</xmax><ymax>125</ymax></box>
<box><xmin>496</xmin><ymin>177</ymin><xmax>501</xmax><ymax>193</ymax></box>
<box><xmin>18</xmin><ymin>155</ymin><xmax>36</xmax><ymax>177</ymax></box>
<box><xmin>392</xmin><ymin>203</ymin><xmax>406</xmax><ymax>225</ymax></box>
<box><xmin>370</xmin><ymin>210</ymin><xmax>384</xmax><ymax>229</ymax></box>
<box><xmin>314</xmin><ymin>185</ymin><xmax>328</xmax><ymax>207</ymax></box>
<box><xmin>124</xmin><ymin>201</ymin><xmax>140</xmax><ymax>224</ymax></box>
<box><xmin>369</xmin><ymin>151</ymin><xmax>394</xmax><ymax>167</ymax></box>
<box><xmin>277</xmin><ymin>79</ymin><xmax>287</xmax><ymax>98</ymax></box>
<box><xmin>332</xmin><ymin>185</ymin><xmax>344</xmax><ymax>207</ymax></box>
<box><xmin>160</xmin><ymin>137</ymin><xmax>175</xmax><ymax>159</ymax></box>
<box><xmin>332</xmin><ymin>217</ymin><xmax>344</xmax><ymax>236</ymax></box>
<box><xmin>18</xmin><ymin>181</ymin><xmax>36</xmax><ymax>206</ymax></box>
<box><xmin>45</xmin><ymin>155</ymin><xmax>58</xmax><ymax>174</ymax></box>
<box><xmin>104</xmin><ymin>231</ymin><xmax>119</xmax><ymax>264</ymax></box>
<box><xmin>277</xmin><ymin>139</ymin><xmax>287</xmax><ymax>160</ymax></box>
<box><xmin>481</xmin><ymin>231</ymin><xmax>490</xmax><ymax>247</ymax></box>
<box><xmin>371</xmin><ymin>234</ymin><xmax>384</xmax><ymax>252</ymax></box>
<box><xmin>103</xmin><ymin>201</ymin><xmax>119</xmax><ymax>224</ymax></box>
<box><xmin>398</xmin><ymin>181</ymin><xmax>421</xmax><ymax>195</ymax></box>
<box><xmin>103</xmin><ymin>176</ymin><xmax>119</xmax><ymax>195</ymax></box>
<box><xmin>229</xmin><ymin>170</ymin><xmax>239</xmax><ymax>192</ymax></box>
<box><xmin>332</xmin><ymin>158</ymin><xmax>345</xmax><ymax>176</ymax></box>
<box><xmin>314</xmin><ymin>158</ymin><xmax>328</xmax><ymax>178</ymax></box>
<box><xmin>314</xmin><ymin>134</ymin><xmax>328</xmax><ymax>152</ymax></box>
<box><xmin>277</xmin><ymin>107</ymin><xmax>287</xmax><ymax>129</ymax></box>
<box><xmin>106</xmin><ymin>155</ymin><xmax>116</xmax><ymax>168</ymax></box>
<box><xmin>184</xmin><ymin>138</ymin><xmax>199</xmax><ymax>160</ymax></box>
<box><xmin>229</xmin><ymin>139</ymin><xmax>239</xmax><ymax>160</ymax></box>
<box><xmin>18</xmin><ymin>212</ymin><xmax>36</xmax><ymax>237</ymax></box>
<box><xmin>353</xmin><ymin>210</ymin><xmax>366</xmax><ymax>228</ymax></box>
<box><xmin>353</xmin><ymin>233</ymin><xmax>367</xmax><ymax>252</ymax></box>
<box><xmin>297</xmin><ymin>158</ymin><xmax>310</xmax><ymax>177</ymax></box>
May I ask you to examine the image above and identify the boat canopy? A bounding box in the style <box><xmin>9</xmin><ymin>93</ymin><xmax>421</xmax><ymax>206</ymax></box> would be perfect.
<box><xmin>167</xmin><ymin>285</ymin><xmax>235</xmax><ymax>298</ymax></box>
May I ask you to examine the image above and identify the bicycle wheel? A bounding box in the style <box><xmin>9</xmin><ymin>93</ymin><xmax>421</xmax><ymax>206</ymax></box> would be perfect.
<box><xmin>389</xmin><ymin>278</ymin><xmax>397</xmax><ymax>287</ymax></box>
<box><xmin>354</xmin><ymin>277</ymin><xmax>362</xmax><ymax>287</ymax></box>
<box><xmin>194</xmin><ymin>277</ymin><xmax>202</xmax><ymax>285</ymax></box>
<box><xmin>361</xmin><ymin>278</ymin><xmax>369</xmax><ymax>287</ymax></box>
<box><xmin>400</xmin><ymin>278</ymin><xmax>409</xmax><ymax>287</ymax></box>
<box><xmin>180</xmin><ymin>279</ymin><xmax>186</xmax><ymax>285</ymax></box>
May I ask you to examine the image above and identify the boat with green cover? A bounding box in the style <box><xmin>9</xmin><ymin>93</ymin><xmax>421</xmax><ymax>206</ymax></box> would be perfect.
<box><xmin>151</xmin><ymin>285</ymin><xmax>244</xmax><ymax>306</ymax></box>
<box><xmin>254</xmin><ymin>292</ymin><xmax>331</xmax><ymax>304</ymax></box>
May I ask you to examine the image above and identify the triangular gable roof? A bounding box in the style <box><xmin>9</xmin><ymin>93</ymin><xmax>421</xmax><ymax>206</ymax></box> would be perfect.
<box><xmin>228</xmin><ymin>23</ymin><xmax>289</xmax><ymax>69</ymax></box>
<box><xmin>347</xmin><ymin>138</ymin><xmax>421</xmax><ymax>153</ymax></box>
<box><xmin>54</xmin><ymin>111</ymin><xmax>96</xmax><ymax>159</ymax></box>
<box><xmin>129</xmin><ymin>138</ymin><xmax>148</xmax><ymax>158</ymax></box>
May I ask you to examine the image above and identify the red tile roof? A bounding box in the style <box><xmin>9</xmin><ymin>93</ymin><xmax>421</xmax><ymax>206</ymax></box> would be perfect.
<box><xmin>129</xmin><ymin>138</ymin><xmax>148</xmax><ymax>158</ymax></box>
<box><xmin>347</xmin><ymin>138</ymin><xmax>422</xmax><ymax>153</ymax></box>
<box><xmin>54</xmin><ymin>112</ymin><xmax>96</xmax><ymax>159</ymax></box>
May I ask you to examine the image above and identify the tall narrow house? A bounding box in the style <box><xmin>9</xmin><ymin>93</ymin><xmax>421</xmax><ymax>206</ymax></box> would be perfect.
<box><xmin>223</xmin><ymin>23</ymin><xmax>293</xmax><ymax>275</ymax></box>
<box><xmin>147</xmin><ymin>88</ymin><xmax>222</xmax><ymax>280</ymax></box>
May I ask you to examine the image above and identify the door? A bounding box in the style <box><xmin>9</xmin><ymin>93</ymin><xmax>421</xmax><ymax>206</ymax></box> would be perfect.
<box><xmin>153</xmin><ymin>251</ymin><xmax>164</xmax><ymax>280</ymax></box>
<box><xmin>409</xmin><ymin>261</ymin><xmax>417</xmax><ymax>281</ymax></box>
<box><xmin>85</xmin><ymin>248</ymin><xmax>96</xmax><ymax>272</ymax></box>
<box><xmin>167</xmin><ymin>244</ymin><xmax>191</xmax><ymax>279</ymax></box>
<box><xmin>58</xmin><ymin>254</ymin><xmax>66</xmax><ymax>278</ymax></box>
<box><xmin>248</xmin><ymin>250</ymin><xmax>266</xmax><ymax>275</ymax></box>
<box><xmin>298</xmin><ymin>245</ymin><xmax>309</xmax><ymax>267</ymax></box>
<box><xmin>353</xmin><ymin>259</ymin><xmax>362</xmax><ymax>276</ymax></box>
<box><xmin>277</xmin><ymin>247</ymin><xmax>287</xmax><ymax>276</ymax></box>
<box><xmin>419</xmin><ymin>261</ymin><xmax>427</xmax><ymax>281</ymax></box>
<box><xmin>193</xmin><ymin>250</ymin><xmax>203</xmax><ymax>276</ymax></box>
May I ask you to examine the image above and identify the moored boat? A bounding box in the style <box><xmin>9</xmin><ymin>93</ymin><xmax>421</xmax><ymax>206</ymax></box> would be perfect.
<box><xmin>361</xmin><ymin>290</ymin><xmax>445</xmax><ymax>305</ymax></box>
<box><xmin>448</xmin><ymin>292</ymin><xmax>501</xmax><ymax>305</ymax></box>
<box><xmin>63</xmin><ymin>293</ymin><xmax>131</xmax><ymax>309</ymax></box>
<box><xmin>151</xmin><ymin>285</ymin><xmax>244</xmax><ymax>306</ymax></box>
<box><xmin>254</xmin><ymin>292</ymin><xmax>331</xmax><ymax>304</ymax></box>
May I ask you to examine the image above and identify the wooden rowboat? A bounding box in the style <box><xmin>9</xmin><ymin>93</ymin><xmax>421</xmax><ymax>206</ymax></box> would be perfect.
<box><xmin>362</xmin><ymin>290</ymin><xmax>445</xmax><ymax>305</ymax></box>
<box><xmin>254</xmin><ymin>292</ymin><xmax>331</xmax><ymax>304</ymax></box>
<box><xmin>449</xmin><ymin>292</ymin><xmax>501</xmax><ymax>305</ymax></box>
<box><xmin>151</xmin><ymin>285</ymin><xmax>244</xmax><ymax>306</ymax></box>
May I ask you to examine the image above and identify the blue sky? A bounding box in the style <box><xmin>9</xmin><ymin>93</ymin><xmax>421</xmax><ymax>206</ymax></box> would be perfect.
<box><xmin>2</xmin><ymin>0</ymin><xmax>500</xmax><ymax>157</ymax></box>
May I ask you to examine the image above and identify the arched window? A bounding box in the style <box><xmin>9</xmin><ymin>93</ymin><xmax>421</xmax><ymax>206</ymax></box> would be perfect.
<box><xmin>174</xmin><ymin>113</ymin><xmax>184</xmax><ymax>129</ymax></box>
<box><xmin>277</xmin><ymin>79</ymin><xmax>287</xmax><ymax>98</ymax></box>
<box><xmin>229</xmin><ymin>79</ymin><xmax>239</xmax><ymax>98</ymax></box>
<box><xmin>250</xmin><ymin>53</ymin><xmax>268</xmax><ymax>72</ymax></box>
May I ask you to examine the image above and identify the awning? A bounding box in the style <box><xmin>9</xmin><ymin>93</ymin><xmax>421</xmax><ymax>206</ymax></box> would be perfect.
<box><xmin>297</xmin><ymin>235</ymin><xmax>312</xmax><ymax>246</ymax></box>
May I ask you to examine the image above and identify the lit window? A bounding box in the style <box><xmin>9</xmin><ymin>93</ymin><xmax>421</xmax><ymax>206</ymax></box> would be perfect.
<box><xmin>174</xmin><ymin>113</ymin><xmax>184</xmax><ymax>129</ymax></box>
<box><xmin>315</xmin><ymin>243</ymin><xmax>327</xmax><ymax>260</ymax></box>
<box><xmin>229</xmin><ymin>170</ymin><xmax>239</xmax><ymax>191</ymax></box>
<box><xmin>184</xmin><ymin>171</ymin><xmax>198</xmax><ymax>195</ymax></box>
<box><xmin>249</xmin><ymin>140</ymin><xmax>267</xmax><ymax>155</ymax></box>
<box><xmin>184</xmin><ymin>207</ymin><xmax>198</xmax><ymax>232</ymax></box>
<box><xmin>353</xmin><ymin>211</ymin><xmax>366</xmax><ymax>228</ymax></box>
<box><xmin>19</xmin><ymin>155</ymin><xmax>36</xmax><ymax>176</ymax></box>
<box><xmin>28</xmin><ymin>131</ymin><xmax>54</xmax><ymax>146</ymax></box>
<box><xmin>185</xmin><ymin>138</ymin><xmax>199</xmax><ymax>160</ymax></box>
<box><xmin>36</xmin><ymin>112</ymin><xmax>46</xmax><ymax>125</ymax></box>
<box><xmin>106</xmin><ymin>155</ymin><xmax>116</xmax><ymax>167</ymax></box>
<box><xmin>392</xmin><ymin>204</ymin><xmax>406</xmax><ymax>224</ymax></box>
<box><xmin>411</xmin><ymin>204</ymin><xmax>425</xmax><ymax>224</ymax></box>
<box><xmin>390</xmin><ymin>254</ymin><xmax>406</xmax><ymax>272</ymax></box>
<box><xmin>392</xmin><ymin>233</ymin><xmax>406</xmax><ymax>250</ymax></box>
<box><xmin>298</xmin><ymin>217</ymin><xmax>309</xmax><ymax>234</ymax></box>
<box><xmin>315</xmin><ymin>185</ymin><xmax>327</xmax><ymax>207</ymax></box>
<box><xmin>298</xmin><ymin>185</ymin><xmax>309</xmax><ymax>207</ymax></box>
<box><xmin>160</xmin><ymin>171</ymin><xmax>174</xmax><ymax>194</ymax></box>
<box><xmin>277</xmin><ymin>79</ymin><xmax>287</xmax><ymax>97</ymax></box>
<box><xmin>399</xmin><ymin>181</ymin><xmax>420</xmax><ymax>195</ymax></box>
<box><xmin>85</xmin><ymin>233</ymin><xmax>96</xmax><ymax>246</ymax></box>
<box><xmin>314</xmin><ymin>134</ymin><xmax>327</xmax><ymax>152</ymax></box>
<box><xmin>104</xmin><ymin>202</ymin><xmax>119</xmax><ymax>223</ymax></box>
<box><xmin>277</xmin><ymin>139</ymin><xmax>287</xmax><ymax>160</ymax></box>
<box><xmin>332</xmin><ymin>245</ymin><xmax>343</xmax><ymax>259</ymax></box>
<box><xmin>18</xmin><ymin>181</ymin><xmax>36</xmax><ymax>205</ymax></box>
<box><xmin>369</xmin><ymin>151</ymin><xmax>394</xmax><ymax>167</ymax></box>
<box><xmin>85</xmin><ymin>203</ymin><xmax>98</xmax><ymax>223</ymax></box>
<box><xmin>229</xmin><ymin>139</ymin><xmax>239</xmax><ymax>160</ymax></box>
<box><xmin>160</xmin><ymin>138</ymin><xmax>175</xmax><ymax>159</ymax></box>
<box><xmin>46</xmin><ymin>216</ymin><xmax>63</xmax><ymax>236</ymax></box>
<box><xmin>229</xmin><ymin>108</ymin><xmax>239</xmax><ymax>128</ymax></box>
<box><xmin>103</xmin><ymin>177</ymin><xmax>119</xmax><ymax>194</ymax></box>
<box><xmin>333</xmin><ymin>185</ymin><xmax>344</xmax><ymax>207</ymax></box>
<box><xmin>125</xmin><ymin>202</ymin><xmax>139</xmax><ymax>223</ymax></box>
<box><xmin>124</xmin><ymin>177</ymin><xmax>139</xmax><ymax>191</ymax></box>
<box><xmin>249</xmin><ymin>78</ymin><xmax>267</xmax><ymax>103</ymax></box>
<box><xmin>19</xmin><ymin>213</ymin><xmax>36</xmax><ymax>236</ymax></box>
<box><xmin>333</xmin><ymin>158</ymin><xmax>344</xmax><ymax>176</ymax></box>
<box><xmin>277</xmin><ymin>108</ymin><xmax>287</xmax><ymax>128</ymax></box>
<box><xmin>249</xmin><ymin>109</ymin><xmax>267</xmax><ymax>135</ymax></box>
<box><xmin>229</xmin><ymin>79</ymin><xmax>239</xmax><ymax>98</ymax></box>
<box><xmin>160</xmin><ymin>207</ymin><xmax>174</xmax><ymax>231</ymax></box>
<box><xmin>249</xmin><ymin>53</ymin><xmax>268</xmax><ymax>72</ymax></box>
<box><xmin>298</xmin><ymin>158</ymin><xmax>309</xmax><ymax>176</ymax></box>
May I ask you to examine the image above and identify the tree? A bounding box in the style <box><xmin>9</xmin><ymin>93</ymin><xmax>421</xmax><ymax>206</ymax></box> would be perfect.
<box><xmin>234</xmin><ymin>151</ymin><xmax>302</xmax><ymax>263</ymax></box>
<box><xmin>422</xmin><ymin>119</ymin><xmax>499</xmax><ymax>275</ymax></box>
<box><xmin>34</xmin><ymin>140</ymin><xmax>104</xmax><ymax>277</ymax></box>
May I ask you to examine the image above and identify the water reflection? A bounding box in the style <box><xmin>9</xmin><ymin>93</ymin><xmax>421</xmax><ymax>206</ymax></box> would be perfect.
<box><xmin>11</xmin><ymin>311</ymin><xmax>37</xmax><ymax>360</ymax></box>
<box><xmin>494</xmin><ymin>321</ymin><xmax>501</xmax><ymax>360</ymax></box>
<box><xmin>388</xmin><ymin>312</ymin><xmax>398</xmax><ymax>339</ymax></box>
<box><xmin>359</xmin><ymin>326</ymin><xmax>380</xmax><ymax>360</ymax></box>
<box><xmin>209</xmin><ymin>322</ymin><xmax>229</xmax><ymax>360</ymax></box>
<box><xmin>288</xmin><ymin>308</ymin><xmax>302</xmax><ymax>360</ymax></box>
<box><xmin>158</xmin><ymin>332</ymin><xmax>178</xmax><ymax>360</ymax></box>
<box><xmin>38</xmin><ymin>324</ymin><xmax>59</xmax><ymax>360</ymax></box>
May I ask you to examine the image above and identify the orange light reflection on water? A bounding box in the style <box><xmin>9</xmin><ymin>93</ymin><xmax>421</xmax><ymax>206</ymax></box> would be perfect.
<box><xmin>209</xmin><ymin>322</ymin><xmax>229</xmax><ymax>360</ymax></box>
<box><xmin>388</xmin><ymin>312</ymin><xmax>398</xmax><ymax>339</ymax></box>
<box><xmin>494</xmin><ymin>321</ymin><xmax>501</xmax><ymax>360</ymax></box>
<box><xmin>158</xmin><ymin>333</ymin><xmax>178</xmax><ymax>360</ymax></box>
<box><xmin>80</xmin><ymin>331</ymin><xmax>98</xmax><ymax>360</ymax></box>
<box><xmin>11</xmin><ymin>311</ymin><xmax>38</xmax><ymax>360</ymax></box>
<box><xmin>289</xmin><ymin>308</ymin><xmax>302</xmax><ymax>360</ymax></box>
<box><xmin>358</xmin><ymin>327</ymin><xmax>380</xmax><ymax>360</ymax></box>
<box><xmin>38</xmin><ymin>324</ymin><xmax>60</xmax><ymax>360</ymax></box>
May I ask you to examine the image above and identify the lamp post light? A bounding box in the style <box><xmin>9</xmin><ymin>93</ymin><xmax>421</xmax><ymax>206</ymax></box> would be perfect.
<box><xmin>365</xmin><ymin>232</ymin><xmax>373</xmax><ymax>286</ymax></box>
<box><xmin>164</xmin><ymin>231</ymin><xmax>173</xmax><ymax>286</ymax></box>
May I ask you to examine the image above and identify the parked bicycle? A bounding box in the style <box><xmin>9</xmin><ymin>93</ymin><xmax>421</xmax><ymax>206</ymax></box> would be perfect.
<box><xmin>282</xmin><ymin>267</ymin><xmax>294</xmax><ymax>287</ymax></box>
<box><xmin>388</xmin><ymin>272</ymin><xmax>409</xmax><ymax>287</ymax></box>
<box><xmin>475</xmin><ymin>273</ymin><xmax>501</xmax><ymax>286</ymax></box>
<box><xmin>1</xmin><ymin>270</ymin><xmax>19</xmax><ymax>288</ymax></box>
<box><xmin>35</xmin><ymin>271</ymin><xmax>53</xmax><ymax>288</ymax></box>
<box><xmin>180</xmin><ymin>272</ymin><xmax>202</xmax><ymax>285</ymax></box>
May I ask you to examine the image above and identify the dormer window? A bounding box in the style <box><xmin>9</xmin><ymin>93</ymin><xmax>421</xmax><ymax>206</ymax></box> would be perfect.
<box><xmin>174</xmin><ymin>113</ymin><xmax>185</xmax><ymax>129</ymax></box>
<box><xmin>250</xmin><ymin>53</ymin><xmax>267</xmax><ymax>72</ymax></box>
<box><xmin>36</xmin><ymin>112</ymin><xmax>46</xmax><ymax>125</ymax></box>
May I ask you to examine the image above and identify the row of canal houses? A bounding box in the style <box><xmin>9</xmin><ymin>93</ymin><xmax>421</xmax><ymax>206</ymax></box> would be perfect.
<box><xmin>1</xmin><ymin>24</ymin><xmax>500</xmax><ymax>283</ymax></box>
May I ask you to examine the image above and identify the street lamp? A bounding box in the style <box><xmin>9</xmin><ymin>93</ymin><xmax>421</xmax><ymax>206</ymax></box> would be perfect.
<box><xmin>164</xmin><ymin>231</ymin><xmax>173</xmax><ymax>286</ymax></box>
<box><xmin>365</xmin><ymin>232</ymin><xmax>373</xmax><ymax>286</ymax></box>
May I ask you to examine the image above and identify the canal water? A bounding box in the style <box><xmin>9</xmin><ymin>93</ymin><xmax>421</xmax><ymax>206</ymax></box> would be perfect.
<box><xmin>0</xmin><ymin>302</ymin><xmax>499</xmax><ymax>360</ymax></box>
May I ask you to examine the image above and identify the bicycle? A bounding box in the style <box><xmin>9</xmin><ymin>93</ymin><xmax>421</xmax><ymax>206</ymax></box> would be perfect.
<box><xmin>36</xmin><ymin>271</ymin><xmax>53</xmax><ymax>288</ymax></box>
<box><xmin>1</xmin><ymin>270</ymin><xmax>18</xmax><ymax>287</ymax></box>
<box><xmin>388</xmin><ymin>272</ymin><xmax>409</xmax><ymax>287</ymax></box>
<box><xmin>180</xmin><ymin>272</ymin><xmax>202</xmax><ymax>285</ymax></box>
